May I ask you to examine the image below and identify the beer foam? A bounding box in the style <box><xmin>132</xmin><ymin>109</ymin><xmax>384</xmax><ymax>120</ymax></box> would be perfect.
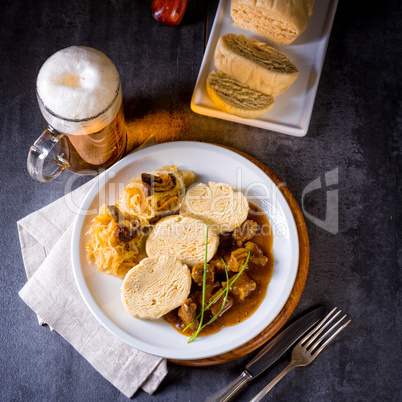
<box><xmin>37</xmin><ymin>46</ymin><xmax>120</xmax><ymax>122</ymax></box>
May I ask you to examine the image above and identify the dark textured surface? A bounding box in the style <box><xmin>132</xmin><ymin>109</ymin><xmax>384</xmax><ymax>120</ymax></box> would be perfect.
<box><xmin>1</xmin><ymin>0</ymin><xmax>401</xmax><ymax>401</ymax></box>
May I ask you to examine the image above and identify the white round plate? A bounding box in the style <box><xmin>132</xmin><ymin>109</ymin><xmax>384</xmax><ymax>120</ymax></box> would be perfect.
<box><xmin>71</xmin><ymin>142</ymin><xmax>299</xmax><ymax>360</ymax></box>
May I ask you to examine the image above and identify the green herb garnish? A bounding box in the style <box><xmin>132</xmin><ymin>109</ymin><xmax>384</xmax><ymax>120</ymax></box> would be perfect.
<box><xmin>200</xmin><ymin>256</ymin><xmax>230</xmax><ymax>328</ymax></box>
<box><xmin>186</xmin><ymin>221</ymin><xmax>210</xmax><ymax>343</ymax></box>
<box><xmin>184</xmin><ymin>236</ymin><xmax>251</xmax><ymax>342</ymax></box>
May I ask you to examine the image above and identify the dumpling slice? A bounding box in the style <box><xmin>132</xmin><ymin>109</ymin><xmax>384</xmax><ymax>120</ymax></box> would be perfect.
<box><xmin>180</xmin><ymin>182</ymin><xmax>249</xmax><ymax>234</ymax></box>
<box><xmin>121</xmin><ymin>255</ymin><xmax>191</xmax><ymax>320</ymax></box>
<box><xmin>146</xmin><ymin>215</ymin><xmax>219</xmax><ymax>266</ymax></box>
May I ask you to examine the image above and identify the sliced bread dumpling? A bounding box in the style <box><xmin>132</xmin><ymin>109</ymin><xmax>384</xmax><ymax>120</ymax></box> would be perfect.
<box><xmin>146</xmin><ymin>215</ymin><xmax>219</xmax><ymax>266</ymax></box>
<box><xmin>214</xmin><ymin>34</ymin><xmax>299</xmax><ymax>96</ymax></box>
<box><xmin>180</xmin><ymin>182</ymin><xmax>249</xmax><ymax>234</ymax></box>
<box><xmin>207</xmin><ymin>71</ymin><xmax>275</xmax><ymax>119</ymax></box>
<box><xmin>230</xmin><ymin>0</ymin><xmax>315</xmax><ymax>45</ymax></box>
<box><xmin>121</xmin><ymin>255</ymin><xmax>191</xmax><ymax>320</ymax></box>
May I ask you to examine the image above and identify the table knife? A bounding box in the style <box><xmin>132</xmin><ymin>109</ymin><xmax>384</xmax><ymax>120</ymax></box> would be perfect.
<box><xmin>206</xmin><ymin>306</ymin><xmax>327</xmax><ymax>402</ymax></box>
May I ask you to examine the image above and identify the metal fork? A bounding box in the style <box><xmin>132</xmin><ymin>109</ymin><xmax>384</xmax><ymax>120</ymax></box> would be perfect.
<box><xmin>249</xmin><ymin>307</ymin><xmax>351</xmax><ymax>402</ymax></box>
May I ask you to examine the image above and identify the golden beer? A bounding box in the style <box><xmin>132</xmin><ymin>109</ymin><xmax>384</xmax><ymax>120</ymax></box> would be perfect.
<box><xmin>29</xmin><ymin>46</ymin><xmax>127</xmax><ymax>181</ymax></box>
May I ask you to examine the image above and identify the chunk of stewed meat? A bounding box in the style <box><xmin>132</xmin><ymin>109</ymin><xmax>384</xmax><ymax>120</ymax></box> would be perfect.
<box><xmin>209</xmin><ymin>290</ymin><xmax>233</xmax><ymax>317</ymax></box>
<box><xmin>222</xmin><ymin>272</ymin><xmax>256</xmax><ymax>300</ymax></box>
<box><xmin>191</xmin><ymin>263</ymin><xmax>215</xmax><ymax>286</ymax></box>
<box><xmin>245</xmin><ymin>242</ymin><xmax>268</xmax><ymax>266</ymax></box>
<box><xmin>227</xmin><ymin>247</ymin><xmax>250</xmax><ymax>272</ymax></box>
<box><xmin>178</xmin><ymin>298</ymin><xmax>198</xmax><ymax>331</ymax></box>
<box><xmin>232</xmin><ymin>220</ymin><xmax>259</xmax><ymax>247</ymax></box>
<box><xmin>208</xmin><ymin>256</ymin><xmax>227</xmax><ymax>276</ymax></box>
<box><xmin>227</xmin><ymin>241</ymin><xmax>268</xmax><ymax>272</ymax></box>
<box><xmin>218</xmin><ymin>233</ymin><xmax>237</xmax><ymax>253</ymax></box>
<box><xmin>191</xmin><ymin>263</ymin><xmax>218</xmax><ymax>309</ymax></box>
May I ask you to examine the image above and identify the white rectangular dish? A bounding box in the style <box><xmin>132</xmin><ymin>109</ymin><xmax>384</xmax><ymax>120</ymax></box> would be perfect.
<box><xmin>191</xmin><ymin>0</ymin><xmax>338</xmax><ymax>137</ymax></box>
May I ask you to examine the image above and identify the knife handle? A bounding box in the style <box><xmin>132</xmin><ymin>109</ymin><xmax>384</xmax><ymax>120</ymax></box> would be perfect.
<box><xmin>206</xmin><ymin>370</ymin><xmax>253</xmax><ymax>402</ymax></box>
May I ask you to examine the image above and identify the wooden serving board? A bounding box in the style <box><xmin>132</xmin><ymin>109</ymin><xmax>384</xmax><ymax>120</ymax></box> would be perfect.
<box><xmin>169</xmin><ymin>145</ymin><xmax>310</xmax><ymax>366</ymax></box>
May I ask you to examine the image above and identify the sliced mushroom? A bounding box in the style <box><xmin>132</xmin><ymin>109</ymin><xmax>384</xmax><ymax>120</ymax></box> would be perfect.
<box><xmin>106</xmin><ymin>205</ymin><xmax>123</xmax><ymax>222</ymax></box>
<box><xmin>107</xmin><ymin>205</ymin><xmax>140</xmax><ymax>242</ymax></box>
<box><xmin>116</xmin><ymin>219</ymin><xmax>141</xmax><ymax>242</ymax></box>
<box><xmin>141</xmin><ymin>172</ymin><xmax>177</xmax><ymax>196</ymax></box>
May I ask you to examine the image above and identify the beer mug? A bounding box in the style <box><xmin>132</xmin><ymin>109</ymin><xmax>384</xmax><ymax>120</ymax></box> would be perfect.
<box><xmin>28</xmin><ymin>46</ymin><xmax>127</xmax><ymax>182</ymax></box>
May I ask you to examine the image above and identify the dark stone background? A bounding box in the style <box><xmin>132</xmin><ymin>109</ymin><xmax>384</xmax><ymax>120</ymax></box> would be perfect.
<box><xmin>0</xmin><ymin>0</ymin><xmax>400</xmax><ymax>400</ymax></box>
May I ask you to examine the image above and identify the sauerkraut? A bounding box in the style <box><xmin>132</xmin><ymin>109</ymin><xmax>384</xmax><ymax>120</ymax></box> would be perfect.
<box><xmin>86</xmin><ymin>205</ymin><xmax>143</xmax><ymax>278</ymax></box>
<box><xmin>86</xmin><ymin>166</ymin><xmax>195</xmax><ymax>278</ymax></box>
<box><xmin>116</xmin><ymin>180</ymin><xmax>154</xmax><ymax>225</ymax></box>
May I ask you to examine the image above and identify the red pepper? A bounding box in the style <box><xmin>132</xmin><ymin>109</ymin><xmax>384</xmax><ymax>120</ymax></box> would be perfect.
<box><xmin>150</xmin><ymin>0</ymin><xmax>189</xmax><ymax>27</ymax></box>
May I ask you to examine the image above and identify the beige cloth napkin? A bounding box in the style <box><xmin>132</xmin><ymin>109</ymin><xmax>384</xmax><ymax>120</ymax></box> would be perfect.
<box><xmin>18</xmin><ymin>138</ymin><xmax>168</xmax><ymax>398</ymax></box>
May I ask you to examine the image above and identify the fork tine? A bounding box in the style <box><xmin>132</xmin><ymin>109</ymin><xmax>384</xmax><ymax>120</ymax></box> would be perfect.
<box><xmin>310</xmin><ymin>316</ymin><xmax>351</xmax><ymax>356</ymax></box>
<box><xmin>300</xmin><ymin>307</ymin><xmax>339</xmax><ymax>347</ymax></box>
<box><xmin>309</xmin><ymin>313</ymin><xmax>346</xmax><ymax>352</ymax></box>
<box><xmin>304</xmin><ymin>310</ymin><xmax>344</xmax><ymax>349</ymax></box>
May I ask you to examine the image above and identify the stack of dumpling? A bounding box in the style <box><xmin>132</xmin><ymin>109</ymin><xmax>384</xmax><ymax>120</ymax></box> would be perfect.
<box><xmin>206</xmin><ymin>0</ymin><xmax>315</xmax><ymax>119</ymax></box>
<box><xmin>122</xmin><ymin>181</ymin><xmax>250</xmax><ymax>320</ymax></box>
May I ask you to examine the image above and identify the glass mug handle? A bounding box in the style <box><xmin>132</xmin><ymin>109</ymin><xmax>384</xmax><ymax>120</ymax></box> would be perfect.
<box><xmin>27</xmin><ymin>126</ymin><xmax>70</xmax><ymax>182</ymax></box>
